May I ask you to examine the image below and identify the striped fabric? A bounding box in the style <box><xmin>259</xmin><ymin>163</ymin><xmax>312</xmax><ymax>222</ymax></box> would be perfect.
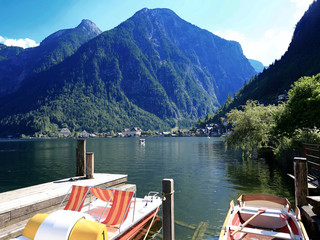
<box><xmin>64</xmin><ymin>185</ymin><xmax>89</xmax><ymax>211</ymax></box>
<box><xmin>101</xmin><ymin>190</ymin><xmax>134</xmax><ymax>228</ymax></box>
<box><xmin>91</xmin><ymin>187</ymin><xmax>114</xmax><ymax>202</ymax></box>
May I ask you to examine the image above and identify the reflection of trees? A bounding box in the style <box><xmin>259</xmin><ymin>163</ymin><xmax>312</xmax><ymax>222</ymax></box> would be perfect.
<box><xmin>225</xmin><ymin>157</ymin><xmax>295</xmax><ymax>203</ymax></box>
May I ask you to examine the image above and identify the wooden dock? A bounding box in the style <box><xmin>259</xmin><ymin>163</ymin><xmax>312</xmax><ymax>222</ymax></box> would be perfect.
<box><xmin>290</xmin><ymin>143</ymin><xmax>320</xmax><ymax>239</ymax></box>
<box><xmin>0</xmin><ymin>173</ymin><xmax>134</xmax><ymax>240</ymax></box>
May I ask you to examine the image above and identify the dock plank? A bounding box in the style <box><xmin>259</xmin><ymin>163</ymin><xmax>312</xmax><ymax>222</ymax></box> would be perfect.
<box><xmin>0</xmin><ymin>173</ymin><xmax>126</xmax><ymax>214</ymax></box>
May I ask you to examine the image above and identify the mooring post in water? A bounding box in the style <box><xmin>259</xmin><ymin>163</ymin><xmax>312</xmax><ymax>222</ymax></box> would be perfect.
<box><xmin>86</xmin><ymin>152</ymin><xmax>94</xmax><ymax>179</ymax></box>
<box><xmin>162</xmin><ymin>178</ymin><xmax>175</xmax><ymax>240</ymax></box>
<box><xmin>76</xmin><ymin>139</ymin><xmax>86</xmax><ymax>176</ymax></box>
<box><xmin>294</xmin><ymin>157</ymin><xmax>308</xmax><ymax>206</ymax></box>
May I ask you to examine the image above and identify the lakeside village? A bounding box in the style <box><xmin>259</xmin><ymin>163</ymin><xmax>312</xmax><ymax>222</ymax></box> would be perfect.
<box><xmin>16</xmin><ymin>91</ymin><xmax>288</xmax><ymax>140</ymax></box>
<box><xmin>20</xmin><ymin>123</ymin><xmax>231</xmax><ymax>139</ymax></box>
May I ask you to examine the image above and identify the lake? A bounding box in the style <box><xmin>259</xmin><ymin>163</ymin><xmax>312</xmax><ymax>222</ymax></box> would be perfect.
<box><xmin>0</xmin><ymin>137</ymin><xmax>295</xmax><ymax>239</ymax></box>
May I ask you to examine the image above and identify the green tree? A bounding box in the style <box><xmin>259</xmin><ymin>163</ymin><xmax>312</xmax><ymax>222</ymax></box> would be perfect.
<box><xmin>275</xmin><ymin>73</ymin><xmax>320</xmax><ymax>137</ymax></box>
<box><xmin>224</xmin><ymin>100</ymin><xmax>282</xmax><ymax>154</ymax></box>
<box><xmin>110</xmin><ymin>130</ymin><xmax>115</xmax><ymax>137</ymax></box>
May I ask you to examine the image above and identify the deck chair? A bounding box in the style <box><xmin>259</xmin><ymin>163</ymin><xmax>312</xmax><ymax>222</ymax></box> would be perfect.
<box><xmin>102</xmin><ymin>190</ymin><xmax>135</xmax><ymax>229</ymax></box>
<box><xmin>91</xmin><ymin>187</ymin><xmax>114</xmax><ymax>203</ymax></box>
<box><xmin>91</xmin><ymin>187</ymin><xmax>115</xmax><ymax>221</ymax></box>
<box><xmin>58</xmin><ymin>185</ymin><xmax>90</xmax><ymax>212</ymax></box>
<box><xmin>91</xmin><ymin>187</ymin><xmax>135</xmax><ymax>230</ymax></box>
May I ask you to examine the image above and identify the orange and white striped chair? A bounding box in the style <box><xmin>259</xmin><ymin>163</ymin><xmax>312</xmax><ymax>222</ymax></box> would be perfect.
<box><xmin>90</xmin><ymin>187</ymin><xmax>135</xmax><ymax>230</ymax></box>
<box><xmin>58</xmin><ymin>185</ymin><xmax>90</xmax><ymax>212</ymax></box>
<box><xmin>91</xmin><ymin>187</ymin><xmax>114</xmax><ymax>203</ymax></box>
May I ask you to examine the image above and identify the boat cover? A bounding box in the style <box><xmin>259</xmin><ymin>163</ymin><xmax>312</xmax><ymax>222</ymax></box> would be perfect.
<box><xmin>34</xmin><ymin>210</ymin><xmax>88</xmax><ymax>240</ymax></box>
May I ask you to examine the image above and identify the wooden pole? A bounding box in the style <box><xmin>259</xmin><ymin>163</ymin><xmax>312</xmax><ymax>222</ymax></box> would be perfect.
<box><xmin>76</xmin><ymin>139</ymin><xmax>86</xmax><ymax>176</ymax></box>
<box><xmin>294</xmin><ymin>157</ymin><xmax>308</xmax><ymax>206</ymax></box>
<box><xmin>162</xmin><ymin>178</ymin><xmax>175</xmax><ymax>240</ymax></box>
<box><xmin>86</xmin><ymin>152</ymin><xmax>94</xmax><ymax>179</ymax></box>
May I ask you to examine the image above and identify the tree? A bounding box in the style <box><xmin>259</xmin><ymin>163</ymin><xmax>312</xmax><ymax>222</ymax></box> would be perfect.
<box><xmin>224</xmin><ymin>100</ymin><xmax>282</xmax><ymax>154</ymax></box>
<box><xmin>275</xmin><ymin>73</ymin><xmax>320</xmax><ymax>137</ymax></box>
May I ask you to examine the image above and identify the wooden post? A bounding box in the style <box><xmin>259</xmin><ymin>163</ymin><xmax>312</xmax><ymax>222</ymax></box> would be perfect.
<box><xmin>162</xmin><ymin>178</ymin><xmax>175</xmax><ymax>240</ymax></box>
<box><xmin>294</xmin><ymin>157</ymin><xmax>308</xmax><ymax>206</ymax></box>
<box><xmin>76</xmin><ymin>139</ymin><xmax>86</xmax><ymax>176</ymax></box>
<box><xmin>86</xmin><ymin>152</ymin><xmax>94</xmax><ymax>179</ymax></box>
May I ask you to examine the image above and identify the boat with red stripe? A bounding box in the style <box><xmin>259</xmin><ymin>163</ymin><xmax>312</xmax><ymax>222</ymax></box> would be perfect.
<box><xmin>11</xmin><ymin>186</ymin><xmax>162</xmax><ymax>240</ymax></box>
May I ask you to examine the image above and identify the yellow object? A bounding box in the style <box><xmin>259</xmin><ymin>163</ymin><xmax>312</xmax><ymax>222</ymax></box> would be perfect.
<box><xmin>22</xmin><ymin>213</ymin><xmax>49</xmax><ymax>239</ymax></box>
<box><xmin>69</xmin><ymin>219</ymin><xmax>108</xmax><ymax>240</ymax></box>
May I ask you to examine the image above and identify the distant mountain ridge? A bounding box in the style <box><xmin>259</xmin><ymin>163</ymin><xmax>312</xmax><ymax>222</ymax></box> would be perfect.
<box><xmin>0</xmin><ymin>19</ymin><xmax>102</xmax><ymax>95</ymax></box>
<box><xmin>0</xmin><ymin>8</ymin><xmax>256</xmax><ymax>136</ymax></box>
<box><xmin>249</xmin><ymin>59</ymin><xmax>265</xmax><ymax>73</ymax></box>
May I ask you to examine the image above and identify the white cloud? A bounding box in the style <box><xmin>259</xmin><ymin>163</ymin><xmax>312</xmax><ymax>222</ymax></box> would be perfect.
<box><xmin>214</xmin><ymin>29</ymin><xmax>293</xmax><ymax>66</ymax></box>
<box><xmin>291</xmin><ymin>0</ymin><xmax>313</xmax><ymax>9</ymax></box>
<box><xmin>211</xmin><ymin>0</ymin><xmax>314</xmax><ymax>66</ymax></box>
<box><xmin>291</xmin><ymin>0</ymin><xmax>314</xmax><ymax>22</ymax></box>
<box><xmin>0</xmin><ymin>36</ymin><xmax>39</xmax><ymax>48</ymax></box>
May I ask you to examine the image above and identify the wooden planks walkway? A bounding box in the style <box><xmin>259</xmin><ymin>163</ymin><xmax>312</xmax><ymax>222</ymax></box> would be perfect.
<box><xmin>0</xmin><ymin>173</ymin><xmax>129</xmax><ymax>240</ymax></box>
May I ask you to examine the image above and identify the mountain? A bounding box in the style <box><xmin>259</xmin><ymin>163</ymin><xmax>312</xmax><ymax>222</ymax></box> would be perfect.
<box><xmin>0</xmin><ymin>19</ymin><xmax>102</xmax><ymax>95</ymax></box>
<box><xmin>0</xmin><ymin>44</ymin><xmax>24</xmax><ymax>61</ymax></box>
<box><xmin>249</xmin><ymin>59</ymin><xmax>265</xmax><ymax>73</ymax></box>
<box><xmin>0</xmin><ymin>8</ymin><xmax>256</xmax><ymax>136</ymax></box>
<box><xmin>210</xmin><ymin>0</ymin><xmax>320</xmax><ymax>121</ymax></box>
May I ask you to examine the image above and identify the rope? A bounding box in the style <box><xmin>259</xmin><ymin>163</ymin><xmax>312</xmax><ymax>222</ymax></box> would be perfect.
<box><xmin>161</xmin><ymin>191</ymin><xmax>175</xmax><ymax>201</ymax></box>
<box><xmin>143</xmin><ymin>205</ymin><xmax>160</xmax><ymax>240</ymax></box>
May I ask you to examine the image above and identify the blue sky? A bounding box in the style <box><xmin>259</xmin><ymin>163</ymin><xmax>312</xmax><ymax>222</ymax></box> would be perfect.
<box><xmin>0</xmin><ymin>0</ymin><xmax>314</xmax><ymax>66</ymax></box>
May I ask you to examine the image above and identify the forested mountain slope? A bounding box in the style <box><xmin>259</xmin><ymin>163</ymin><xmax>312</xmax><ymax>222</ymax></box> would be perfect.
<box><xmin>0</xmin><ymin>8</ymin><xmax>256</xmax><ymax>136</ymax></box>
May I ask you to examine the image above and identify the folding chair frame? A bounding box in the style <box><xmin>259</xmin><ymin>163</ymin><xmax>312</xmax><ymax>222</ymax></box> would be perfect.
<box><xmin>57</xmin><ymin>185</ymin><xmax>90</xmax><ymax>212</ymax></box>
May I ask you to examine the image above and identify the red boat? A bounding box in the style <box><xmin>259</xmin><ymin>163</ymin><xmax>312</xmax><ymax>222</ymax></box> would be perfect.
<box><xmin>219</xmin><ymin>194</ymin><xmax>309</xmax><ymax>240</ymax></box>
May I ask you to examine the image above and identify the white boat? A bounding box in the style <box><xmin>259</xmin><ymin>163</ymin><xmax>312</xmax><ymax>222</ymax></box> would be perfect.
<box><xmin>12</xmin><ymin>186</ymin><xmax>162</xmax><ymax>240</ymax></box>
<box><xmin>139</xmin><ymin>139</ymin><xmax>145</xmax><ymax>145</ymax></box>
<box><xmin>219</xmin><ymin>194</ymin><xmax>309</xmax><ymax>240</ymax></box>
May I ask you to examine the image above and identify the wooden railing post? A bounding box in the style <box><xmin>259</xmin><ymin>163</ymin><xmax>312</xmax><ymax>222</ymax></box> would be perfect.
<box><xmin>162</xmin><ymin>178</ymin><xmax>175</xmax><ymax>240</ymax></box>
<box><xmin>76</xmin><ymin>139</ymin><xmax>86</xmax><ymax>176</ymax></box>
<box><xmin>86</xmin><ymin>152</ymin><xmax>94</xmax><ymax>179</ymax></box>
<box><xmin>294</xmin><ymin>157</ymin><xmax>308</xmax><ymax>206</ymax></box>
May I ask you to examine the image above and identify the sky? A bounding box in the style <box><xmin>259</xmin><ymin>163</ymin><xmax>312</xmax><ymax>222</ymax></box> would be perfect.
<box><xmin>0</xmin><ymin>0</ymin><xmax>314</xmax><ymax>66</ymax></box>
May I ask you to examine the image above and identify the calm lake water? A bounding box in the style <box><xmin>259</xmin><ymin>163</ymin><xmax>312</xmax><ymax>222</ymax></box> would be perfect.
<box><xmin>0</xmin><ymin>137</ymin><xmax>295</xmax><ymax>239</ymax></box>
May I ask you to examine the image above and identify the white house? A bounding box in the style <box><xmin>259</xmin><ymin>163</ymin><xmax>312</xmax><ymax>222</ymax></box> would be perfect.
<box><xmin>205</xmin><ymin>126</ymin><xmax>213</xmax><ymax>136</ymax></box>
<box><xmin>79</xmin><ymin>130</ymin><xmax>89</xmax><ymax>138</ymax></box>
<box><xmin>59</xmin><ymin>128</ymin><xmax>71</xmax><ymax>137</ymax></box>
<box><xmin>122</xmin><ymin>127</ymin><xmax>142</xmax><ymax>137</ymax></box>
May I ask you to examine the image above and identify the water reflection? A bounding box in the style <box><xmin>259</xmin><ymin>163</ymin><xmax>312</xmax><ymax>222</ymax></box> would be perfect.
<box><xmin>0</xmin><ymin>137</ymin><xmax>295</xmax><ymax>239</ymax></box>
<box><xmin>225</xmin><ymin>157</ymin><xmax>294</xmax><ymax>203</ymax></box>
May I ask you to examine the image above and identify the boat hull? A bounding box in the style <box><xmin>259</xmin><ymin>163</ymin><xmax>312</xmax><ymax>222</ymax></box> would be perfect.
<box><xmin>115</xmin><ymin>207</ymin><xmax>160</xmax><ymax>240</ymax></box>
<box><xmin>219</xmin><ymin>194</ymin><xmax>309</xmax><ymax>240</ymax></box>
<box><xmin>11</xmin><ymin>193</ymin><xmax>162</xmax><ymax>240</ymax></box>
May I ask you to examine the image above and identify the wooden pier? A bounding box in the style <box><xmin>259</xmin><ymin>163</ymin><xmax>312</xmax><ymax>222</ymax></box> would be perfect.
<box><xmin>290</xmin><ymin>143</ymin><xmax>320</xmax><ymax>239</ymax></box>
